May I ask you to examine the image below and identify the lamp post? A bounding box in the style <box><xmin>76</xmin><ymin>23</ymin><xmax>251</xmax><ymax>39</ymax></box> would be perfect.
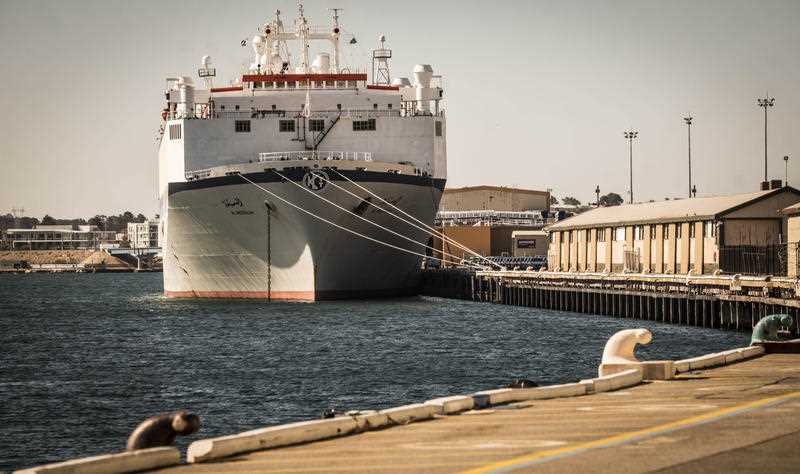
<box><xmin>692</xmin><ymin>184</ymin><xmax>697</xmax><ymax>198</ymax></box>
<box><xmin>595</xmin><ymin>185</ymin><xmax>601</xmax><ymax>207</ymax></box>
<box><xmin>683</xmin><ymin>116</ymin><xmax>693</xmax><ymax>197</ymax></box>
<box><xmin>624</xmin><ymin>130</ymin><xmax>638</xmax><ymax>204</ymax></box>
<box><xmin>757</xmin><ymin>95</ymin><xmax>775</xmax><ymax>182</ymax></box>
<box><xmin>784</xmin><ymin>155</ymin><xmax>790</xmax><ymax>186</ymax></box>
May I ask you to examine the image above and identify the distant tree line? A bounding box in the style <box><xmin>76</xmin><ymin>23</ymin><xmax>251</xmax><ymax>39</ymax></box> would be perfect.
<box><xmin>0</xmin><ymin>211</ymin><xmax>148</xmax><ymax>234</ymax></box>
<box><xmin>550</xmin><ymin>192</ymin><xmax>625</xmax><ymax>209</ymax></box>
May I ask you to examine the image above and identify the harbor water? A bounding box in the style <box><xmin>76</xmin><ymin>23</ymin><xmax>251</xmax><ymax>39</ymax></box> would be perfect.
<box><xmin>0</xmin><ymin>272</ymin><xmax>748</xmax><ymax>471</ymax></box>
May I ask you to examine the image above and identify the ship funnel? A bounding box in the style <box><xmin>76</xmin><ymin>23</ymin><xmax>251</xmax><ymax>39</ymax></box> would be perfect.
<box><xmin>413</xmin><ymin>65</ymin><xmax>434</xmax><ymax>114</ymax></box>
<box><xmin>176</xmin><ymin>77</ymin><xmax>195</xmax><ymax>119</ymax></box>
<box><xmin>413</xmin><ymin>64</ymin><xmax>433</xmax><ymax>88</ymax></box>
<box><xmin>311</xmin><ymin>53</ymin><xmax>331</xmax><ymax>73</ymax></box>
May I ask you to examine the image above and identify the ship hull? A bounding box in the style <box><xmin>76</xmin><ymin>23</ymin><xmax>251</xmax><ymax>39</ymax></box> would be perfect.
<box><xmin>164</xmin><ymin>169</ymin><xmax>445</xmax><ymax>300</ymax></box>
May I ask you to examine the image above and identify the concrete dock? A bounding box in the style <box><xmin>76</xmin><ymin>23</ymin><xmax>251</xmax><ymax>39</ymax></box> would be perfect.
<box><xmin>157</xmin><ymin>354</ymin><xmax>800</xmax><ymax>474</ymax></box>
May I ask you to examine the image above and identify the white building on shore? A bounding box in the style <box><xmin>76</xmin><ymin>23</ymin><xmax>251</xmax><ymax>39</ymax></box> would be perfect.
<box><xmin>5</xmin><ymin>225</ymin><xmax>117</xmax><ymax>250</ymax></box>
<box><xmin>127</xmin><ymin>218</ymin><xmax>160</xmax><ymax>249</ymax></box>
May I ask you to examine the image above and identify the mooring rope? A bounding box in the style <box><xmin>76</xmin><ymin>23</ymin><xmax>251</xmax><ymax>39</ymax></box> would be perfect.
<box><xmin>270</xmin><ymin>169</ymin><xmax>478</xmax><ymax>268</ymax></box>
<box><xmin>329</xmin><ymin>169</ymin><xmax>502</xmax><ymax>270</ymax></box>
<box><xmin>237</xmin><ymin>174</ymin><xmax>479</xmax><ymax>268</ymax></box>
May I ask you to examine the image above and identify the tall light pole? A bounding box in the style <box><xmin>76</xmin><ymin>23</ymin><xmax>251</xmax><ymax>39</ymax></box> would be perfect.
<box><xmin>683</xmin><ymin>116</ymin><xmax>693</xmax><ymax>197</ymax></box>
<box><xmin>595</xmin><ymin>185</ymin><xmax>601</xmax><ymax>207</ymax></box>
<box><xmin>624</xmin><ymin>130</ymin><xmax>638</xmax><ymax>204</ymax></box>
<box><xmin>757</xmin><ymin>95</ymin><xmax>775</xmax><ymax>182</ymax></box>
<box><xmin>784</xmin><ymin>155</ymin><xmax>790</xmax><ymax>186</ymax></box>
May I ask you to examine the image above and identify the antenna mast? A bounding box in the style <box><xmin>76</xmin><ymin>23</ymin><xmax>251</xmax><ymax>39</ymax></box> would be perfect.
<box><xmin>296</xmin><ymin>1</ymin><xmax>310</xmax><ymax>74</ymax></box>
<box><xmin>329</xmin><ymin>7</ymin><xmax>342</xmax><ymax>73</ymax></box>
<box><xmin>372</xmin><ymin>35</ymin><xmax>392</xmax><ymax>85</ymax></box>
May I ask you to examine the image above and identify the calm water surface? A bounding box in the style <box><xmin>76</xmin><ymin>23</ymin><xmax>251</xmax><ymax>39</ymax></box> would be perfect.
<box><xmin>0</xmin><ymin>272</ymin><xmax>748</xmax><ymax>471</ymax></box>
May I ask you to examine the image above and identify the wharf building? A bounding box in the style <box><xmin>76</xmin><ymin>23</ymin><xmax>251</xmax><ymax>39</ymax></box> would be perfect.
<box><xmin>5</xmin><ymin>225</ymin><xmax>117</xmax><ymax>250</ymax></box>
<box><xmin>545</xmin><ymin>185</ymin><xmax>800</xmax><ymax>275</ymax></box>
<box><xmin>431</xmin><ymin>186</ymin><xmax>552</xmax><ymax>265</ymax></box>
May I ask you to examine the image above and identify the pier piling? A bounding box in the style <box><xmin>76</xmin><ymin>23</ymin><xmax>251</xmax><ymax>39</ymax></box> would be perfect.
<box><xmin>422</xmin><ymin>269</ymin><xmax>800</xmax><ymax>332</ymax></box>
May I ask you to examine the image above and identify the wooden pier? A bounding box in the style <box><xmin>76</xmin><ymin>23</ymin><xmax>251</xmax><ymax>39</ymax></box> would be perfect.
<box><xmin>421</xmin><ymin>269</ymin><xmax>800</xmax><ymax>334</ymax></box>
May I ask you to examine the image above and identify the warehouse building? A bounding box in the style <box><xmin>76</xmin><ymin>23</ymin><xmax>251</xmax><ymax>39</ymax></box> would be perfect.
<box><xmin>511</xmin><ymin>230</ymin><xmax>548</xmax><ymax>257</ymax></box>
<box><xmin>431</xmin><ymin>186</ymin><xmax>551</xmax><ymax>266</ymax></box>
<box><xmin>545</xmin><ymin>186</ymin><xmax>800</xmax><ymax>275</ymax></box>
<box><xmin>782</xmin><ymin>202</ymin><xmax>800</xmax><ymax>277</ymax></box>
<box><xmin>439</xmin><ymin>186</ymin><xmax>550</xmax><ymax>213</ymax></box>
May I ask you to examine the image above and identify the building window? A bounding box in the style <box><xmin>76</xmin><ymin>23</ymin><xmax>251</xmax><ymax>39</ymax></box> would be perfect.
<box><xmin>435</xmin><ymin>121</ymin><xmax>443</xmax><ymax>137</ymax></box>
<box><xmin>169</xmin><ymin>124</ymin><xmax>181</xmax><ymax>140</ymax></box>
<box><xmin>235</xmin><ymin>120</ymin><xmax>251</xmax><ymax>133</ymax></box>
<box><xmin>676</xmin><ymin>224</ymin><xmax>682</xmax><ymax>239</ymax></box>
<box><xmin>597</xmin><ymin>228</ymin><xmax>606</xmax><ymax>242</ymax></box>
<box><xmin>235</xmin><ymin>105</ymin><xmax>240</xmax><ymax>111</ymax></box>
<box><xmin>663</xmin><ymin>224</ymin><xmax>669</xmax><ymax>240</ymax></box>
<box><xmin>279</xmin><ymin>120</ymin><xmax>295</xmax><ymax>132</ymax></box>
<box><xmin>388</xmin><ymin>103</ymin><xmax>393</xmax><ymax>109</ymax></box>
<box><xmin>705</xmin><ymin>221</ymin><xmax>716</xmax><ymax>238</ymax></box>
<box><xmin>689</xmin><ymin>223</ymin><xmax>696</xmax><ymax>238</ymax></box>
<box><xmin>615</xmin><ymin>227</ymin><xmax>625</xmax><ymax>241</ymax></box>
<box><xmin>373</xmin><ymin>103</ymin><xmax>378</xmax><ymax>109</ymax></box>
<box><xmin>353</xmin><ymin>118</ymin><xmax>376</xmax><ymax>131</ymax></box>
<box><xmin>634</xmin><ymin>225</ymin><xmax>644</xmax><ymax>240</ymax></box>
<box><xmin>309</xmin><ymin>119</ymin><xmax>325</xmax><ymax>132</ymax></box>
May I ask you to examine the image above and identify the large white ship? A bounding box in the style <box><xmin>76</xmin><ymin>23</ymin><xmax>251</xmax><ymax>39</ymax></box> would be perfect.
<box><xmin>158</xmin><ymin>5</ymin><xmax>447</xmax><ymax>300</ymax></box>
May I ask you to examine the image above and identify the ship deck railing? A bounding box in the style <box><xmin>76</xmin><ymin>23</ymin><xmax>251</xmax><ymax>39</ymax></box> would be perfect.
<box><xmin>258</xmin><ymin>151</ymin><xmax>373</xmax><ymax>163</ymax></box>
<box><xmin>185</xmin><ymin>168</ymin><xmax>213</xmax><ymax>181</ymax></box>
<box><xmin>170</xmin><ymin>108</ymin><xmax>445</xmax><ymax>121</ymax></box>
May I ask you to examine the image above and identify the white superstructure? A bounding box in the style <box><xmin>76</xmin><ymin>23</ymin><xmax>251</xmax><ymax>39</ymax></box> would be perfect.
<box><xmin>157</xmin><ymin>5</ymin><xmax>448</xmax><ymax>300</ymax></box>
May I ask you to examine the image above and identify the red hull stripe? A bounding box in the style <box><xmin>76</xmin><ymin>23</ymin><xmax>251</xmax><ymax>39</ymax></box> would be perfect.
<box><xmin>242</xmin><ymin>73</ymin><xmax>368</xmax><ymax>82</ymax></box>
<box><xmin>210</xmin><ymin>86</ymin><xmax>244</xmax><ymax>93</ymax></box>
<box><xmin>366</xmin><ymin>84</ymin><xmax>400</xmax><ymax>91</ymax></box>
<box><xmin>165</xmin><ymin>290</ymin><xmax>316</xmax><ymax>301</ymax></box>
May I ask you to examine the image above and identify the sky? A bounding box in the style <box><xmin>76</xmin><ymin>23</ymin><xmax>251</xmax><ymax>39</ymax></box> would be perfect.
<box><xmin>1</xmin><ymin>0</ymin><xmax>799</xmax><ymax>218</ymax></box>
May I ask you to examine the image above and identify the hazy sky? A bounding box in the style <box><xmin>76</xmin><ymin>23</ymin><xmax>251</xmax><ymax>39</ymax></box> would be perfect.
<box><xmin>1</xmin><ymin>0</ymin><xmax>799</xmax><ymax>218</ymax></box>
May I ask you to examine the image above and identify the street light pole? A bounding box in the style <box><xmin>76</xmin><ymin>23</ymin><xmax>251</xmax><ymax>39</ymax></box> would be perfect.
<box><xmin>757</xmin><ymin>95</ymin><xmax>775</xmax><ymax>182</ymax></box>
<box><xmin>624</xmin><ymin>130</ymin><xmax>638</xmax><ymax>204</ymax></box>
<box><xmin>784</xmin><ymin>155</ymin><xmax>790</xmax><ymax>186</ymax></box>
<box><xmin>683</xmin><ymin>116</ymin><xmax>693</xmax><ymax>197</ymax></box>
<box><xmin>595</xmin><ymin>185</ymin><xmax>600</xmax><ymax>207</ymax></box>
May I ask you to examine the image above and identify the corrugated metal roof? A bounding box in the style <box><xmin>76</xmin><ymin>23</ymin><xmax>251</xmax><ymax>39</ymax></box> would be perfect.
<box><xmin>782</xmin><ymin>202</ymin><xmax>800</xmax><ymax>215</ymax></box>
<box><xmin>546</xmin><ymin>188</ymin><xmax>795</xmax><ymax>230</ymax></box>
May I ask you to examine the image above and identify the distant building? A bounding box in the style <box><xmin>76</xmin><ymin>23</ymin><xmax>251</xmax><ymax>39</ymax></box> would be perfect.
<box><xmin>5</xmin><ymin>224</ymin><xmax>117</xmax><ymax>250</ymax></box>
<box><xmin>782</xmin><ymin>202</ymin><xmax>800</xmax><ymax>277</ymax></box>
<box><xmin>546</xmin><ymin>187</ymin><xmax>800</xmax><ymax>275</ymax></box>
<box><xmin>127</xmin><ymin>218</ymin><xmax>160</xmax><ymax>248</ymax></box>
<box><xmin>439</xmin><ymin>186</ymin><xmax>550</xmax><ymax>213</ymax></box>
<box><xmin>431</xmin><ymin>186</ymin><xmax>551</xmax><ymax>265</ymax></box>
<box><xmin>511</xmin><ymin>230</ymin><xmax>548</xmax><ymax>257</ymax></box>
